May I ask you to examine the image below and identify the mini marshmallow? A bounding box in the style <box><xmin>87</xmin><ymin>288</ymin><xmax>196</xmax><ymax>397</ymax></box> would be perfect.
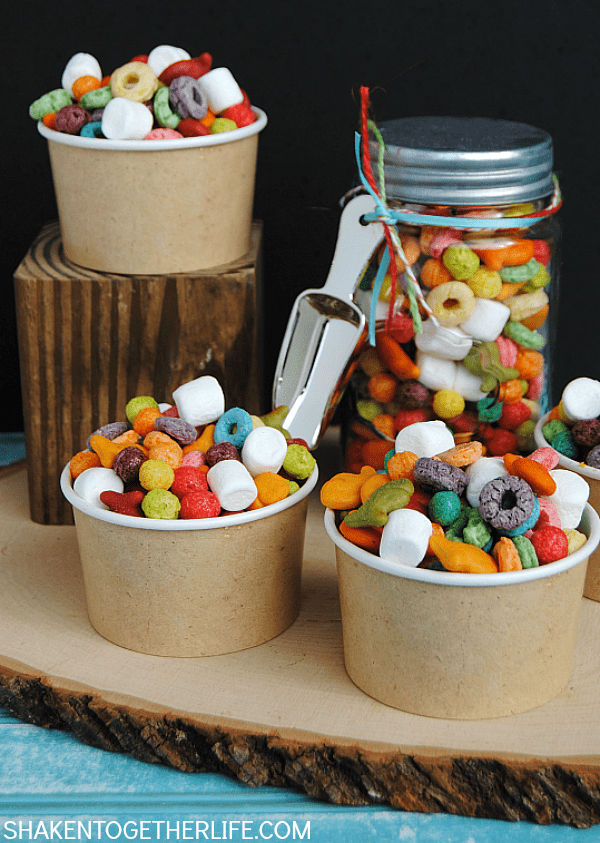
<box><xmin>61</xmin><ymin>52</ymin><xmax>102</xmax><ymax>96</ymax></box>
<box><xmin>560</xmin><ymin>377</ymin><xmax>600</xmax><ymax>422</ymax></box>
<box><xmin>241</xmin><ymin>426</ymin><xmax>288</xmax><ymax>477</ymax></box>
<box><xmin>101</xmin><ymin>97</ymin><xmax>153</xmax><ymax>140</ymax></box>
<box><xmin>415</xmin><ymin>350</ymin><xmax>457</xmax><ymax>392</ymax></box>
<box><xmin>465</xmin><ymin>457</ymin><xmax>508</xmax><ymax>507</ymax></box>
<box><xmin>73</xmin><ymin>466</ymin><xmax>123</xmax><ymax>510</ymax></box>
<box><xmin>147</xmin><ymin>45</ymin><xmax>191</xmax><ymax>77</ymax></box>
<box><xmin>452</xmin><ymin>363</ymin><xmax>486</xmax><ymax>402</ymax></box>
<box><xmin>172</xmin><ymin>375</ymin><xmax>225</xmax><ymax>427</ymax></box>
<box><xmin>197</xmin><ymin>67</ymin><xmax>244</xmax><ymax>114</ymax></box>
<box><xmin>207</xmin><ymin>459</ymin><xmax>257</xmax><ymax>511</ymax></box>
<box><xmin>414</xmin><ymin>319</ymin><xmax>472</xmax><ymax>360</ymax></box>
<box><xmin>459</xmin><ymin>297</ymin><xmax>510</xmax><ymax>342</ymax></box>
<box><xmin>543</xmin><ymin>469</ymin><xmax>590</xmax><ymax>529</ymax></box>
<box><xmin>379</xmin><ymin>508</ymin><xmax>433</xmax><ymax>568</ymax></box>
<box><xmin>394</xmin><ymin>420</ymin><xmax>455</xmax><ymax>458</ymax></box>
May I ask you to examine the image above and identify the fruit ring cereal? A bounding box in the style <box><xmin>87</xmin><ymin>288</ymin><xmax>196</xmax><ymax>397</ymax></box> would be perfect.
<box><xmin>110</xmin><ymin>61</ymin><xmax>159</xmax><ymax>102</ymax></box>
<box><xmin>478</xmin><ymin>475</ymin><xmax>539</xmax><ymax>536</ymax></box>
<box><xmin>425</xmin><ymin>281</ymin><xmax>475</xmax><ymax>327</ymax></box>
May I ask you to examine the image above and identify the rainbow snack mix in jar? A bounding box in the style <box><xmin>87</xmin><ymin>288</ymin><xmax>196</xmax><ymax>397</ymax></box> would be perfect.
<box><xmin>344</xmin><ymin>93</ymin><xmax>561</xmax><ymax>472</ymax></box>
<box><xmin>29</xmin><ymin>46</ymin><xmax>257</xmax><ymax>140</ymax></box>
<box><xmin>322</xmin><ymin>419</ymin><xmax>591</xmax><ymax>574</ymax></box>
<box><xmin>68</xmin><ymin>375</ymin><xmax>316</xmax><ymax>520</ymax></box>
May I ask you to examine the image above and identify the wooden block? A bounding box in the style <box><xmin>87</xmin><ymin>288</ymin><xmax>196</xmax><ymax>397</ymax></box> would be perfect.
<box><xmin>13</xmin><ymin>221</ymin><xmax>263</xmax><ymax>525</ymax></box>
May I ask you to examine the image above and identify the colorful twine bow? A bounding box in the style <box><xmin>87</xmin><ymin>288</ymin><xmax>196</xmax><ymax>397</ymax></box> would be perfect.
<box><xmin>355</xmin><ymin>87</ymin><xmax>562</xmax><ymax>347</ymax></box>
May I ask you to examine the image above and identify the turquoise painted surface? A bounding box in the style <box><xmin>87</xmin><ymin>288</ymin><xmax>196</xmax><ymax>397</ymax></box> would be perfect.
<box><xmin>0</xmin><ymin>712</ymin><xmax>597</xmax><ymax>842</ymax></box>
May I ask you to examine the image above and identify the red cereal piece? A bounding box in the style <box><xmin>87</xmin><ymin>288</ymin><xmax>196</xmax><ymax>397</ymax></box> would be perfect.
<box><xmin>222</xmin><ymin>103</ymin><xmax>256</xmax><ymax>127</ymax></box>
<box><xmin>286</xmin><ymin>437</ymin><xmax>310</xmax><ymax>449</ymax></box>
<box><xmin>170</xmin><ymin>465</ymin><xmax>209</xmax><ymax>499</ymax></box>
<box><xmin>181</xmin><ymin>450</ymin><xmax>206</xmax><ymax>468</ymax></box>
<box><xmin>446</xmin><ymin>410</ymin><xmax>479</xmax><ymax>434</ymax></box>
<box><xmin>178</xmin><ymin>118</ymin><xmax>211</xmax><ymax>137</ymax></box>
<box><xmin>100</xmin><ymin>490</ymin><xmax>145</xmax><ymax>517</ymax></box>
<box><xmin>404</xmin><ymin>487</ymin><xmax>431</xmax><ymax>515</ymax></box>
<box><xmin>179</xmin><ymin>490</ymin><xmax>221</xmax><ymax>519</ymax></box>
<box><xmin>386</xmin><ymin>311</ymin><xmax>415</xmax><ymax>344</ymax></box>
<box><xmin>532</xmin><ymin>240</ymin><xmax>551</xmax><ymax>266</ymax></box>
<box><xmin>498</xmin><ymin>400</ymin><xmax>532</xmax><ymax>431</ymax></box>
<box><xmin>482</xmin><ymin>427</ymin><xmax>519</xmax><ymax>456</ymax></box>
<box><xmin>394</xmin><ymin>408</ymin><xmax>430</xmax><ymax>432</ymax></box>
<box><xmin>529</xmin><ymin>525</ymin><xmax>569</xmax><ymax>564</ymax></box>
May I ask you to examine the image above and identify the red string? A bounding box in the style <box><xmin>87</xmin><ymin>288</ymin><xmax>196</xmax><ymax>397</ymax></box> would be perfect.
<box><xmin>360</xmin><ymin>86</ymin><xmax>397</xmax><ymax>333</ymax></box>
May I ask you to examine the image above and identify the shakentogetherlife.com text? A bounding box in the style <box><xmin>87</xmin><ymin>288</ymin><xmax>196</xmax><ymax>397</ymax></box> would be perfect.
<box><xmin>1</xmin><ymin>820</ymin><xmax>311</xmax><ymax>842</ymax></box>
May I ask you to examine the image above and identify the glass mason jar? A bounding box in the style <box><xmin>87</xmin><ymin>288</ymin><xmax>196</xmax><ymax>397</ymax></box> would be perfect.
<box><xmin>345</xmin><ymin>116</ymin><xmax>561</xmax><ymax>471</ymax></box>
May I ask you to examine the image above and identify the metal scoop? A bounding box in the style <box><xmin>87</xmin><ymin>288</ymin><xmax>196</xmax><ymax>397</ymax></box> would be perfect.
<box><xmin>272</xmin><ymin>193</ymin><xmax>384</xmax><ymax>450</ymax></box>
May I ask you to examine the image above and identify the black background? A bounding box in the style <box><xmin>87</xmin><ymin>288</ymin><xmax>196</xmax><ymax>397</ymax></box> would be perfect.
<box><xmin>3</xmin><ymin>0</ymin><xmax>599</xmax><ymax>432</ymax></box>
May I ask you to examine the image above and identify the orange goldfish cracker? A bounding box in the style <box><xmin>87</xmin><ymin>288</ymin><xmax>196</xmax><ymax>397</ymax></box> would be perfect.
<box><xmin>435</xmin><ymin>441</ymin><xmax>483</xmax><ymax>467</ymax></box>
<box><xmin>493</xmin><ymin>536</ymin><xmax>522</xmax><ymax>572</ymax></box>
<box><xmin>360</xmin><ymin>472</ymin><xmax>390</xmax><ymax>504</ymax></box>
<box><xmin>397</xmin><ymin>233</ymin><xmax>421</xmax><ymax>267</ymax></box>
<box><xmin>133</xmin><ymin>406</ymin><xmax>163</xmax><ymax>437</ymax></box>
<box><xmin>339</xmin><ymin>518</ymin><xmax>383</xmax><ymax>552</ymax></box>
<box><xmin>547</xmin><ymin>405</ymin><xmax>562</xmax><ymax>422</ymax></box>
<box><xmin>320</xmin><ymin>466</ymin><xmax>376</xmax><ymax>510</ymax></box>
<box><xmin>420</xmin><ymin>257</ymin><xmax>452</xmax><ymax>288</ymax></box>
<box><xmin>495</xmin><ymin>280</ymin><xmax>526</xmax><ymax>301</ymax></box>
<box><xmin>183</xmin><ymin>423</ymin><xmax>215</xmax><ymax>455</ymax></box>
<box><xmin>510</xmin><ymin>456</ymin><xmax>557</xmax><ymax>497</ymax></box>
<box><xmin>375</xmin><ymin>333</ymin><xmax>421</xmax><ymax>381</ymax></box>
<box><xmin>70</xmin><ymin>449</ymin><xmax>101</xmax><ymax>479</ymax></box>
<box><xmin>361</xmin><ymin>438</ymin><xmax>394</xmax><ymax>471</ymax></box>
<box><xmin>521</xmin><ymin>304</ymin><xmax>549</xmax><ymax>331</ymax></box>
<box><xmin>426</xmin><ymin>522</ymin><xmax>445</xmax><ymax>556</ymax></box>
<box><xmin>503</xmin><ymin>452</ymin><xmax>521</xmax><ymax>472</ymax></box>
<box><xmin>254</xmin><ymin>472</ymin><xmax>290</xmax><ymax>506</ymax></box>
<box><xmin>514</xmin><ymin>348</ymin><xmax>544</xmax><ymax>379</ymax></box>
<box><xmin>472</xmin><ymin>240</ymin><xmax>535</xmax><ymax>271</ymax></box>
<box><xmin>386</xmin><ymin>450</ymin><xmax>419</xmax><ymax>482</ymax></box>
<box><xmin>371</xmin><ymin>413</ymin><xmax>396</xmax><ymax>439</ymax></box>
<box><xmin>429</xmin><ymin>534</ymin><xmax>498</xmax><ymax>574</ymax></box>
<box><xmin>351</xmin><ymin>419</ymin><xmax>383</xmax><ymax>441</ymax></box>
<box><xmin>112</xmin><ymin>429</ymin><xmax>140</xmax><ymax>447</ymax></box>
<box><xmin>89</xmin><ymin>434</ymin><xmax>121</xmax><ymax>468</ymax></box>
<box><xmin>368</xmin><ymin>372</ymin><xmax>398</xmax><ymax>403</ymax></box>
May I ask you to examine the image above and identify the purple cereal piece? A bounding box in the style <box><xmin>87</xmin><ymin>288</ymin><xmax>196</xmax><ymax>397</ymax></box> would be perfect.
<box><xmin>206</xmin><ymin>442</ymin><xmax>240</xmax><ymax>466</ymax></box>
<box><xmin>572</xmin><ymin>418</ymin><xmax>600</xmax><ymax>450</ymax></box>
<box><xmin>113</xmin><ymin>446</ymin><xmax>148</xmax><ymax>483</ymax></box>
<box><xmin>396</xmin><ymin>380</ymin><xmax>432</xmax><ymax>409</ymax></box>
<box><xmin>86</xmin><ymin>421</ymin><xmax>129</xmax><ymax>451</ymax></box>
<box><xmin>413</xmin><ymin>457</ymin><xmax>468</xmax><ymax>495</ymax></box>
<box><xmin>585</xmin><ymin>444</ymin><xmax>600</xmax><ymax>469</ymax></box>
<box><xmin>478</xmin><ymin>475</ymin><xmax>535</xmax><ymax>532</ymax></box>
<box><xmin>154</xmin><ymin>415</ymin><xmax>198</xmax><ymax>446</ymax></box>
<box><xmin>169</xmin><ymin>76</ymin><xmax>208</xmax><ymax>120</ymax></box>
<box><xmin>55</xmin><ymin>103</ymin><xmax>90</xmax><ymax>135</ymax></box>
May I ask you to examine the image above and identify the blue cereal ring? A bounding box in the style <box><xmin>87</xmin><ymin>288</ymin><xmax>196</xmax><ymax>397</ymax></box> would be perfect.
<box><xmin>80</xmin><ymin>120</ymin><xmax>104</xmax><ymax>138</ymax></box>
<box><xmin>502</xmin><ymin>495</ymin><xmax>541</xmax><ymax>538</ymax></box>
<box><xmin>214</xmin><ymin>407</ymin><xmax>253</xmax><ymax>449</ymax></box>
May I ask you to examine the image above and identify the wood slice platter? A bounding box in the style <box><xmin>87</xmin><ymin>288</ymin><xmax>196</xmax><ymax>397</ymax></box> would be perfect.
<box><xmin>0</xmin><ymin>450</ymin><xmax>599</xmax><ymax>829</ymax></box>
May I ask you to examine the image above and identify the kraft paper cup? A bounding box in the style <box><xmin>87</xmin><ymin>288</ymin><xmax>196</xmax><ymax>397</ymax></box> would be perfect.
<box><xmin>324</xmin><ymin>504</ymin><xmax>600</xmax><ymax>720</ymax></box>
<box><xmin>534</xmin><ymin>411</ymin><xmax>600</xmax><ymax>602</ymax></box>
<box><xmin>38</xmin><ymin>109</ymin><xmax>267</xmax><ymax>275</ymax></box>
<box><xmin>61</xmin><ymin>461</ymin><xmax>316</xmax><ymax>657</ymax></box>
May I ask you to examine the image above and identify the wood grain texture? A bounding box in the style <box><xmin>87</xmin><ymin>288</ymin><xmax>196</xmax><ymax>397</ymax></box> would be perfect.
<box><xmin>0</xmin><ymin>457</ymin><xmax>598</xmax><ymax>829</ymax></box>
<box><xmin>13</xmin><ymin>222</ymin><xmax>263</xmax><ymax>524</ymax></box>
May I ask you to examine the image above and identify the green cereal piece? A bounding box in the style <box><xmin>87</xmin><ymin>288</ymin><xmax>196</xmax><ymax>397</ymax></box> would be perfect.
<box><xmin>357</xmin><ymin>399</ymin><xmax>381</xmax><ymax>421</ymax></box>
<box><xmin>442</xmin><ymin>244</ymin><xmax>480</xmax><ymax>280</ymax></box>
<box><xmin>551</xmin><ymin>430</ymin><xmax>579</xmax><ymax>460</ymax></box>
<box><xmin>502</xmin><ymin>319</ymin><xmax>546</xmax><ymax>350</ymax></box>
<box><xmin>80</xmin><ymin>85</ymin><xmax>113</xmax><ymax>109</ymax></box>
<box><xmin>515</xmin><ymin>419</ymin><xmax>536</xmax><ymax>453</ymax></box>
<box><xmin>521</xmin><ymin>264</ymin><xmax>551</xmax><ymax>293</ymax></box>
<box><xmin>141</xmin><ymin>488</ymin><xmax>181</xmax><ymax>520</ymax></box>
<box><xmin>210</xmin><ymin>117</ymin><xmax>237</xmax><ymax>133</ymax></box>
<box><xmin>286</xmin><ymin>480</ymin><xmax>300</xmax><ymax>496</ymax></box>
<box><xmin>477</xmin><ymin>394</ymin><xmax>503</xmax><ymax>422</ymax></box>
<box><xmin>463</xmin><ymin>508</ymin><xmax>493</xmax><ymax>549</ymax></box>
<box><xmin>428</xmin><ymin>491</ymin><xmax>462</xmax><ymax>526</ymax></box>
<box><xmin>125</xmin><ymin>395</ymin><xmax>159</xmax><ymax>424</ymax></box>
<box><xmin>282</xmin><ymin>444</ymin><xmax>316</xmax><ymax>480</ymax></box>
<box><xmin>512</xmin><ymin>534</ymin><xmax>539</xmax><ymax>568</ymax></box>
<box><xmin>29</xmin><ymin>88</ymin><xmax>72</xmax><ymax>120</ymax></box>
<box><xmin>499</xmin><ymin>257</ymin><xmax>540</xmax><ymax>284</ymax></box>
<box><xmin>464</xmin><ymin>341</ymin><xmax>519</xmax><ymax>393</ymax></box>
<box><xmin>344</xmin><ymin>478</ymin><xmax>414</xmax><ymax>528</ymax></box>
<box><xmin>542</xmin><ymin>419</ymin><xmax>569</xmax><ymax>444</ymax></box>
<box><xmin>444</xmin><ymin>507</ymin><xmax>471</xmax><ymax>541</ymax></box>
<box><xmin>153</xmin><ymin>86</ymin><xmax>181</xmax><ymax>128</ymax></box>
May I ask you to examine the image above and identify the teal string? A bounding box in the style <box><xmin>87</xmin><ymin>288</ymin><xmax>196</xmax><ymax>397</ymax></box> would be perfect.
<box><xmin>368</xmin><ymin>248</ymin><xmax>390</xmax><ymax>346</ymax></box>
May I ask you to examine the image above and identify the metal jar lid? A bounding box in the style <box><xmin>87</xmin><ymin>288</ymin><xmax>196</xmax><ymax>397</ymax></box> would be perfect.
<box><xmin>370</xmin><ymin>116</ymin><xmax>554</xmax><ymax>206</ymax></box>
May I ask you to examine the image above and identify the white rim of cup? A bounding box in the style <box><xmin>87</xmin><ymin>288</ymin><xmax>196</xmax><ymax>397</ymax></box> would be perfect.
<box><xmin>324</xmin><ymin>504</ymin><xmax>600</xmax><ymax>588</ymax></box>
<box><xmin>38</xmin><ymin>107</ymin><xmax>267</xmax><ymax>151</ymax></box>
<box><xmin>61</xmin><ymin>461</ymin><xmax>318</xmax><ymax>531</ymax></box>
<box><xmin>534</xmin><ymin>411</ymin><xmax>600</xmax><ymax>482</ymax></box>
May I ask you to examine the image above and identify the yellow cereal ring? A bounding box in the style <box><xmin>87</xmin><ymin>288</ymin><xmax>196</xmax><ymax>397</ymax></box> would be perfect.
<box><xmin>426</xmin><ymin>281</ymin><xmax>475</xmax><ymax>326</ymax></box>
<box><xmin>111</xmin><ymin>61</ymin><xmax>159</xmax><ymax>102</ymax></box>
<box><xmin>466</xmin><ymin>267</ymin><xmax>503</xmax><ymax>299</ymax></box>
